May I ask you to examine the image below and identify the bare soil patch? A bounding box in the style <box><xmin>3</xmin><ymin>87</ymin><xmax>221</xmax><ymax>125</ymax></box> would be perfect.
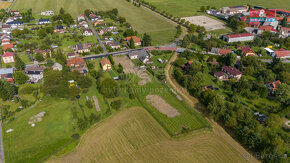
<box><xmin>182</xmin><ymin>15</ymin><xmax>226</xmax><ymax>31</ymax></box>
<box><xmin>92</xmin><ymin>96</ymin><xmax>100</xmax><ymax>112</ymax></box>
<box><xmin>114</xmin><ymin>56</ymin><xmax>151</xmax><ymax>85</ymax></box>
<box><xmin>146</xmin><ymin>95</ymin><xmax>180</xmax><ymax>118</ymax></box>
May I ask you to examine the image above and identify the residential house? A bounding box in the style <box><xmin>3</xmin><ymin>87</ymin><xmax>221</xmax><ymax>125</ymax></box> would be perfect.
<box><xmin>74</xmin><ymin>43</ymin><xmax>93</xmax><ymax>53</ymax></box>
<box><xmin>265</xmin><ymin>80</ymin><xmax>281</xmax><ymax>94</ymax></box>
<box><xmin>52</xmin><ymin>62</ymin><xmax>63</xmax><ymax>71</ymax></box>
<box><xmin>273</xmin><ymin>49</ymin><xmax>290</xmax><ymax>59</ymax></box>
<box><xmin>41</xmin><ymin>10</ymin><xmax>54</xmax><ymax>16</ymax></box>
<box><xmin>0</xmin><ymin>68</ymin><xmax>14</xmax><ymax>83</ymax></box>
<box><xmin>10</xmin><ymin>11</ymin><xmax>20</xmax><ymax>15</ymax></box>
<box><xmin>125</xmin><ymin>36</ymin><xmax>142</xmax><ymax>46</ymax></box>
<box><xmin>79</xmin><ymin>20</ymin><xmax>89</xmax><ymax>28</ymax></box>
<box><xmin>34</xmin><ymin>49</ymin><xmax>51</xmax><ymax>58</ymax></box>
<box><xmin>181</xmin><ymin>61</ymin><xmax>194</xmax><ymax>71</ymax></box>
<box><xmin>83</xmin><ymin>29</ymin><xmax>93</xmax><ymax>36</ymax></box>
<box><xmin>78</xmin><ymin>14</ymin><xmax>85</xmax><ymax>21</ymax></box>
<box><xmin>67</xmin><ymin>52</ymin><xmax>76</xmax><ymax>59</ymax></box>
<box><xmin>128</xmin><ymin>50</ymin><xmax>148</xmax><ymax>60</ymax></box>
<box><xmin>7</xmin><ymin>20</ymin><xmax>23</xmax><ymax>28</ymax></box>
<box><xmin>94</xmin><ymin>20</ymin><xmax>103</xmax><ymax>26</ymax></box>
<box><xmin>280</xmin><ymin>27</ymin><xmax>290</xmax><ymax>38</ymax></box>
<box><xmin>257</xmin><ymin>25</ymin><xmax>278</xmax><ymax>34</ymax></box>
<box><xmin>223</xmin><ymin>33</ymin><xmax>254</xmax><ymax>43</ymax></box>
<box><xmin>3</xmin><ymin>43</ymin><xmax>14</xmax><ymax>51</ymax></box>
<box><xmin>14</xmin><ymin>14</ymin><xmax>23</xmax><ymax>20</ymax></box>
<box><xmin>263</xmin><ymin>21</ymin><xmax>279</xmax><ymax>30</ymax></box>
<box><xmin>2</xmin><ymin>24</ymin><xmax>11</xmax><ymax>34</ymax></box>
<box><xmin>54</xmin><ymin>25</ymin><xmax>65</xmax><ymax>33</ymax></box>
<box><xmin>5</xmin><ymin>17</ymin><xmax>15</xmax><ymax>23</ymax></box>
<box><xmin>89</xmin><ymin>13</ymin><xmax>99</xmax><ymax>21</ymax></box>
<box><xmin>67</xmin><ymin>57</ymin><xmax>88</xmax><ymax>75</ymax></box>
<box><xmin>1</xmin><ymin>36</ymin><xmax>10</xmax><ymax>46</ymax></box>
<box><xmin>242</xmin><ymin>46</ymin><xmax>256</xmax><ymax>56</ymax></box>
<box><xmin>100</xmin><ymin>58</ymin><xmax>112</xmax><ymax>71</ymax></box>
<box><xmin>276</xmin><ymin>9</ymin><xmax>290</xmax><ymax>16</ymax></box>
<box><xmin>221</xmin><ymin>6</ymin><xmax>248</xmax><ymax>15</ymax></box>
<box><xmin>221</xmin><ymin>66</ymin><xmax>242</xmax><ymax>80</ymax></box>
<box><xmin>211</xmin><ymin>48</ymin><xmax>232</xmax><ymax>55</ymax></box>
<box><xmin>139</xmin><ymin>56</ymin><xmax>153</xmax><ymax>64</ymax></box>
<box><xmin>107</xmin><ymin>41</ymin><xmax>121</xmax><ymax>49</ymax></box>
<box><xmin>2</xmin><ymin>52</ymin><xmax>14</xmax><ymax>63</ymax></box>
<box><xmin>25</xmin><ymin>64</ymin><xmax>45</xmax><ymax>83</ymax></box>
<box><xmin>38</xmin><ymin>19</ymin><xmax>50</xmax><ymax>25</ymax></box>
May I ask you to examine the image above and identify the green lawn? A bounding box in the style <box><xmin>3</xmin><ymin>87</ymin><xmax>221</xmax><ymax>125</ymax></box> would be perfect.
<box><xmin>144</xmin><ymin>0</ymin><xmax>290</xmax><ymax>17</ymax></box>
<box><xmin>13</xmin><ymin>0</ymin><xmax>176</xmax><ymax>45</ymax></box>
<box><xmin>134</xmin><ymin>73</ymin><xmax>211</xmax><ymax>135</ymax></box>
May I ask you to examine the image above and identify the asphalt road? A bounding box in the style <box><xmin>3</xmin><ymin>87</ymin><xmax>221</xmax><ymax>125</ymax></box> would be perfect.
<box><xmin>85</xmin><ymin>16</ymin><xmax>108</xmax><ymax>54</ymax></box>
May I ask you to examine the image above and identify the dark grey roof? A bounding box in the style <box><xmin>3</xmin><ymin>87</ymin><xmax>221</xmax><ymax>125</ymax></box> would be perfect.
<box><xmin>128</xmin><ymin>50</ymin><xmax>148</xmax><ymax>59</ymax></box>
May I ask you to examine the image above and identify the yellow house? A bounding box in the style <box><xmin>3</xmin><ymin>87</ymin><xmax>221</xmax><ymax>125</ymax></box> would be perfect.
<box><xmin>100</xmin><ymin>58</ymin><xmax>112</xmax><ymax>71</ymax></box>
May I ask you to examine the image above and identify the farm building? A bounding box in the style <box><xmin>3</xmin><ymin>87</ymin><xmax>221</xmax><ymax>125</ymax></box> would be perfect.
<box><xmin>223</xmin><ymin>33</ymin><xmax>254</xmax><ymax>43</ymax></box>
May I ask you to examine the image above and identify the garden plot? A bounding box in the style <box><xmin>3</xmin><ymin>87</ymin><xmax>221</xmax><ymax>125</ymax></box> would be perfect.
<box><xmin>146</xmin><ymin>95</ymin><xmax>180</xmax><ymax>118</ymax></box>
<box><xmin>182</xmin><ymin>15</ymin><xmax>226</xmax><ymax>31</ymax></box>
<box><xmin>114</xmin><ymin>56</ymin><xmax>151</xmax><ymax>86</ymax></box>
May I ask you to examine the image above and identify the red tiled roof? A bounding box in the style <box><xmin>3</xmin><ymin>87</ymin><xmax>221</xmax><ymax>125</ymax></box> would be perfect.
<box><xmin>219</xmin><ymin>49</ymin><xmax>232</xmax><ymax>55</ymax></box>
<box><xmin>125</xmin><ymin>36</ymin><xmax>141</xmax><ymax>43</ymax></box>
<box><xmin>267</xmin><ymin>80</ymin><xmax>281</xmax><ymax>90</ymax></box>
<box><xmin>258</xmin><ymin>25</ymin><xmax>278</xmax><ymax>32</ymax></box>
<box><xmin>281</xmin><ymin>27</ymin><xmax>290</xmax><ymax>32</ymax></box>
<box><xmin>242</xmin><ymin>46</ymin><xmax>254</xmax><ymax>54</ymax></box>
<box><xmin>67</xmin><ymin>57</ymin><xmax>85</xmax><ymax>67</ymax></box>
<box><xmin>3</xmin><ymin>43</ymin><xmax>14</xmax><ymax>51</ymax></box>
<box><xmin>214</xmin><ymin>71</ymin><xmax>226</xmax><ymax>77</ymax></box>
<box><xmin>241</xmin><ymin>16</ymin><xmax>247</xmax><ymax>22</ymax></box>
<box><xmin>2</xmin><ymin>52</ymin><xmax>14</xmax><ymax>57</ymax></box>
<box><xmin>188</xmin><ymin>61</ymin><xmax>194</xmax><ymax>64</ymax></box>
<box><xmin>274</xmin><ymin>50</ymin><xmax>290</xmax><ymax>58</ymax></box>
<box><xmin>225</xmin><ymin>33</ymin><xmax>253</xmax><ymax>38</ymax></box>
<box><xmin>222</xmin><ymin>66</ymin><xmax>242</xmax><ymax>76</ymax></box>
<box><xmin>100</xmin><ymin>58</ymin><xmax>111</xmax><ymax>66</ymax></box>
<box><xmin>276</xmin><ymin>17</ymin><xmax>290</xmax><ymax>22</ymax></box>
<box><xmin>276</xmin><ymin>9</ymin><xmax>290</xmax><ymax>14</ymax></box>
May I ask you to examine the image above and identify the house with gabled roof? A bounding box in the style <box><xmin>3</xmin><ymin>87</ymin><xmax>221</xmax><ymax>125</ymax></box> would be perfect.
<box><xmin>38</xmin><ymin>19</ymin><xmax>50</xmax><ymax>25</ymax></box>
<box><xmin>257</xmin><ymin>25</ymin><xmax>278</xmax><ymax>34</ymax></box>
<box><xmin>83</xmin><ymin>29</ymin><xmax>93</xmax><ymax>36</ymax></box>
<box><xmin>3</xmin><ymin>43</ymin><xmax>14</xmax><ymax>51</ymax></box>
<box><xmin>221</xmin><ymin>66</ymin><xmax>242</xmax><ymax>80</ymax></box>
<box><xmin>223</xmin><ymin>33</ymin><xmax>254</xmax><ymax>42</ymax></box>
<box><xmin>211</xmin><ymin>48</ymin><xmax>232</xmax><ymax>55</ymax></box>
<box><xmin>78</xmin><ymin>14</ymin><xmax>85</xmax><ymax>21</ymax></box>
<box><xmin>67</xmin><ymin>57</ymin><xmax>88</xmax><ymax>75</ymax></box>
<box><xmin>273</xmin><ymin>49</ymin><xmax>290</xmax><ymax>59</ymax></box>
<box><xmin>242</xmin><ymin>46</ymin><xmax>256</xmax><ymax>56</ymax></box>
<box><xmin>124</xmin><ymin>36</ymin><xmax>141</xmax><ymax>46</ymax></box>
<box><xmin>100</xmin><ymin>58</ymin><xmax>112</xmax><ymax>71</ymax></box>
<box><xmin>74</xmin><ymin>43</ymin><xmax>93</xmax><ymax>53</ymax></box>
<box><xmin>0</xmin><ymin>67</ymin><xmax>14</xmax><ymax>83</ymax></box>
<box><xmin>25</xmin><ymin>64</ymin><xmax>45</xmax><ymax>83</ymax></box>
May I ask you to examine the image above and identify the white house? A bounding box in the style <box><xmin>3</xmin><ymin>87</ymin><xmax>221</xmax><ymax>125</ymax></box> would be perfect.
<box><xmin>41</xmin><ymin>10</ymin><xmax>54</xmax><ymax>16</ymax></box>
<box><xmin>52</xmin><ymin>62</ymin><xmax>63</xmax><ymax>71</ymax></box>
<box><xmin>38</xmin><ymin>19</ymin><xmax>51</xmax><ymax>25</ymax></box>
<box><xmin>83</xmin><ymin>29</ymin><xmax>93</xmax><ymax>36</ymax></box>
<box><xmin>223</xmin><ymin>33</ymin><xmax>254</xmax><ymax>43</ymax></box>
<box><xmin>25</xmin><ymin>65</ymin><xmax>45</xmax><ymax>83</ymax></box>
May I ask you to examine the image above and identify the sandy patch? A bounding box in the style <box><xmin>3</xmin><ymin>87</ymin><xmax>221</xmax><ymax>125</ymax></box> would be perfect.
<box><xmin>28</xmin><ymin>112</ymin><xmax>46</xmax><ymax>125</ymax></box>
<box><xmin>146</xmin><ymin>95</ymin><xmax>180</xmax><ymax>118</ymax></box>
<box><xmin>182</xmin><ymin>15</ymin><xmax>225</xmax><ymax>31</ymax></box>
<box><xmin>93</xmin><ymin>96</ymin><xmax>101</xmax><ymax>112</ymax></box>
<box><xmin>114</xmin><ymin>56</ymin><xmax>151</xmax><ymax>85</ymax></box>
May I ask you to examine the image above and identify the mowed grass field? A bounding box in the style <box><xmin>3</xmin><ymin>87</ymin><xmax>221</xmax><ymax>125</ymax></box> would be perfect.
<box><xmin>0</xmin><ymin>2</ymin><xmax>12</xmax><ymax>9</ymax></box>
<box><xmin>12</xmin><ymin>0</ymin><xmax>176</xmax><ymax>45</ymax></box>
<box><xmin>49</xmin><ymin>107</ymin><xmax>249</xmax><ymax>163</ymax></box>
<box><xmin>145</xmin><ymin>0</ymin><xmax>290</xmax><ymax>17</ymax></box>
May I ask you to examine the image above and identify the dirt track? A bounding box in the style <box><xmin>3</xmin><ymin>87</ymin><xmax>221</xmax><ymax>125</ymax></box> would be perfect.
<box><xmin>164</xmin><ymin>53</ymin><xmax>259</xmax><ymax>162</ymax></box>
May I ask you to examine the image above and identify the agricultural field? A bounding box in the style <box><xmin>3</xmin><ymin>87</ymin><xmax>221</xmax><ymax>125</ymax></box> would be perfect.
<box><xmin>144</xmin><ymin>0</ymin><xmax>290</xmax><ymax>17</ymax></box>
<box><xmin>12</xmin><ymin>0</ymin><xmax>176</xmax><ymax>45</ymax></box>
<box><xmin>0</xmin><ymin>1</ymin><xmax>11</xmax><ymax>9</ymax></box>
<box><xmin>50</xmin><ymin>107</ymin><xmax>250</xmax><ymax>163</ymax></box>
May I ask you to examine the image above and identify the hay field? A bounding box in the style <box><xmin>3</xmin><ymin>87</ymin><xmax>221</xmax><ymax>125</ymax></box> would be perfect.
<box><xmin>49</xmin><ymin>107</ymin><xmax>251</xmax><ymax>163</ymax></box>
<box><xmin>0</xmin><ymin>2</ymin><xmax>11</xmax><ymax>9</ymax></box>
<box><xmin>12</xmin><ymin>0</ymin><xmax>176</xmax><ymax>45</ymax></box>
